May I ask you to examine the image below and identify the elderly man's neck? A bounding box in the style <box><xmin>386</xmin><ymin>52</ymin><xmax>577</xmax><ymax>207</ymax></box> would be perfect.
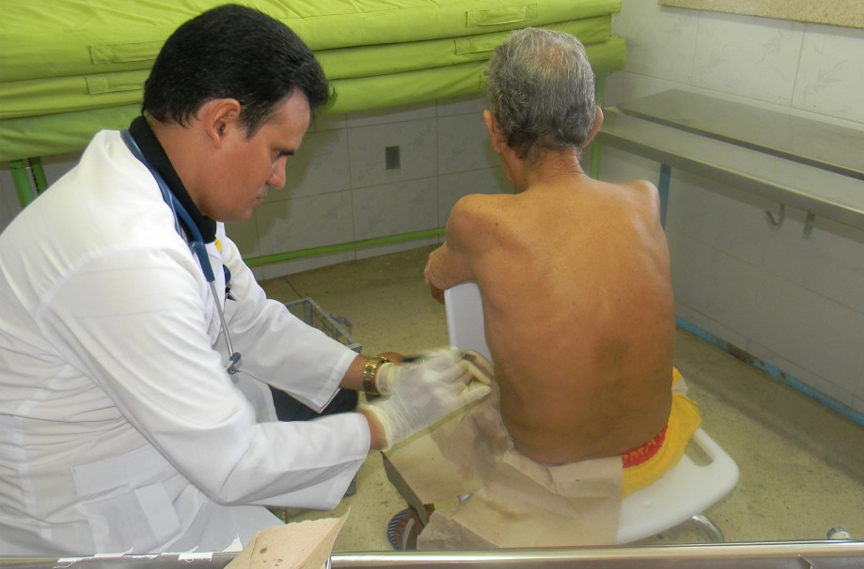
<box><xmin>513</xmin><ymin>147</ymin><xmax>587</xmax><ymax>192</ymax></box>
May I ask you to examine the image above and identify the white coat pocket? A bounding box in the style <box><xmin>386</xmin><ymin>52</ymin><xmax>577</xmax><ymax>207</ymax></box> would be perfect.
<box><xmin>72</xmin><ymin>444</ymin><xmax>187</xmax><ymax>553</ymax></box>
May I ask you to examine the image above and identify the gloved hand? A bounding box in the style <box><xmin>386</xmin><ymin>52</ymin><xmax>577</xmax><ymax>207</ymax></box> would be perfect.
<box><xmin>463</xmin><ymin>349</ymin><xmax>494</xmax><ymax>386</ymax></box>
<box><xmin>361</xmin><ymin>347</ymin><xmax>491</xmax><ymax>449</ymax></box>
<box><xmin>373</xmin><ymin>359</ymin><xmax>402</xmax><ymax>397</ymax></box>
<box><xmin>375</xmin><ymin>348</ymin><xmax>495</xmax><ymax>395</ymax></box>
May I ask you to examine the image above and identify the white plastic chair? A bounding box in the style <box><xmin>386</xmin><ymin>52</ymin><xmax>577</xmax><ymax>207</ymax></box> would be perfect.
<box><xmin>444</xmin><ymin>282</ymin><xmax>740</xmax><ymax>544</ymax></box>
<box><xmin>444</xmin><ymin>282</ymin><xmax>492</xmax><ymax>362</ymax></box>
<box><xmin>616</xmin><ymin>426</ymin><xmax>738</xmax><ymax>543</ymax></box>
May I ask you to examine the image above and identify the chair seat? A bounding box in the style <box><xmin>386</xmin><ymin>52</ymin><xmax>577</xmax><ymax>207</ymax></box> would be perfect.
<box><xmin>617</xmin><ymin>427</ymin><xmax>739</xmax><ymax>543</ymax></box>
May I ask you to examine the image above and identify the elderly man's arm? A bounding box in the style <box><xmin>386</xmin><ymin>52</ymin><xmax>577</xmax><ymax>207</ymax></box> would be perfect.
<box><xmin>424</xmin><ymin>195</ymin><xmax>487</xmax><ymax>302</ymax></box>
<box><xmin>424</xmin><ymin>242</ymin><xmax>467</xmax><ymax>303</ymax></box>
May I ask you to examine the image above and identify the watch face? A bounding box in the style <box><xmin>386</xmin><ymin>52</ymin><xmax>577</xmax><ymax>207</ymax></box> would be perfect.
<box><xmin>363</xmin><ymin>358</ymin><xmax>383</xmax><ymax>397</ymax></box>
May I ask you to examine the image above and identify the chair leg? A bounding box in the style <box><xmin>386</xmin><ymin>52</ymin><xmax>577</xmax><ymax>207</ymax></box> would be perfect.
<box><xmin>689</xmin><ymin>514</ymin><xmax>725</xmax><ymax>542</ymax></box>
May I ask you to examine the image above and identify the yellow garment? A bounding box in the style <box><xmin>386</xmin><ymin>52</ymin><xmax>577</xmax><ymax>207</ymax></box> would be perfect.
<box><xmin>621</xmin><ymin>368</ymin><xmax>702</xmax><ymax>496</ymax></box>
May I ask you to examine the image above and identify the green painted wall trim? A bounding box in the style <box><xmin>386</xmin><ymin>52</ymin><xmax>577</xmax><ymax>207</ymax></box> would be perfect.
<box><xmin>245</xmin><ymin>227</ymin><xmax>446</xmax><ymax>267</ymax></box>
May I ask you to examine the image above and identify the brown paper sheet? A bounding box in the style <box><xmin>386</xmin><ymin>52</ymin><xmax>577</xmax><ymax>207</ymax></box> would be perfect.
<box><xmin>385</xmin><ymin>391</ymin><xmax>623</xmax><ymax>549</ymax></box>
<box><xmin>418</xmin><ymin>449</ymin><xmax>622</xmax><ymax>549</ymax></box>
<box><xmin>225</xmin><ymin>510</ymin><xmax>348</xmax><ymax>569</ymax></box>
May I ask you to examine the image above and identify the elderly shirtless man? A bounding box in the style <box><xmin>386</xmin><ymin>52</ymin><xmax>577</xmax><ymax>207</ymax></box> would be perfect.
<box><xmin>425</xmin><ymin>33</ymin><xmax>675</xmax><ymax>467</ymax></box>
<box><xmin>387</xmin><ymin>28</ymin><xmax>701</xmax><ymax>550</ymax></box>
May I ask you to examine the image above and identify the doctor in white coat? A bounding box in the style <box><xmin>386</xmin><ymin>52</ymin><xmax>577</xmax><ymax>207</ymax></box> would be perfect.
<box><xmin>0</xmin><ymin>5</ymin><xmax>489</xmax><ymax>556</ymax></box>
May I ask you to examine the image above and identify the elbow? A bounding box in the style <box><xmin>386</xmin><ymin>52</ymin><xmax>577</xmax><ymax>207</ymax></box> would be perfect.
<box><xmin>183</xmin><ymin>458</ymin><xmax>254</xmax><ymax>506</ymax></box>
<box><xmin>193</xmin><ymin>476</ymin><xmax>244</xmax><ymax>506</ymax></box>
<box><xmin>424</xmin><ymin>248</ymin><xmax>453</xmax><ymax>291</ymax></box>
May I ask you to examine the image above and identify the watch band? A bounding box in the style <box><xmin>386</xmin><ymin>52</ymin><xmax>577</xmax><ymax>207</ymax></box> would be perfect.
<box><xmin>362</xmin><ymin>355</ymin><xmax>389</xmax><ymax>399</ymax></box>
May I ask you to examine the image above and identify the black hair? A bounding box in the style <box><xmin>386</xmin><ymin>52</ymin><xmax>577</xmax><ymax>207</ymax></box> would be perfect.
<box><xmin>143</xmin><ymin>4</ymin><xmax>332</xmax><ymax>136</ymax></box>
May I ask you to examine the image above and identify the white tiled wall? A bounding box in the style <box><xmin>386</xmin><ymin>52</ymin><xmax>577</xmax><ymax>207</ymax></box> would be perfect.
<box><xmin>794</xmin><ymin>25</ymin><xmax>864</xmax><ymax>124</ymax></box>
<box><xmin>603</xmin><ymin>2</ymin><xmax>864</xmax><ymax>415</ymax></box>
<box><xmin>239</xmin><ymin>94</ymin><xmax>510</xmax><ymax>280</ymax></box>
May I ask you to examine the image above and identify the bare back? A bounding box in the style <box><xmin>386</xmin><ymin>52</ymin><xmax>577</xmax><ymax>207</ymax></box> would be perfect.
<box><xmin>427</xmin><ymin>176</ymin><xmax>675</xmax><ymax>464</ymax></box>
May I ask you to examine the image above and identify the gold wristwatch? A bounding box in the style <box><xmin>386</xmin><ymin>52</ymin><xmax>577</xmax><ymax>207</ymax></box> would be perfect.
<box><xmin>362</xmin><ymin>355</ymin><xmax>389</xmax><ymax>399</ymax></box>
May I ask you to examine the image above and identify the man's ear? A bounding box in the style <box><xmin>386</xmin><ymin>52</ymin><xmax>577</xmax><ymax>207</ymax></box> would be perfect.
<box><xmin>483</xmin><ymin>110</ymin><xmax>508</xmax><ymax>153</ymax></box>
<box><xmin>583</xmin><ymin>105</ymin><xmax>604</xmax><ymax>147</ymax></box>
<box><xmin>201</xmin><ymin>98</ymin><xmax>242</xmax><ymax>147</ymax></box>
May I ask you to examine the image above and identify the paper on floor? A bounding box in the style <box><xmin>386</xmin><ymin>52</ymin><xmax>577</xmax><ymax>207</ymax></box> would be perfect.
<box><xmin>225</xmin><ymin>510</ymin><xmax>348</xmax><ymax>569</ymax></box>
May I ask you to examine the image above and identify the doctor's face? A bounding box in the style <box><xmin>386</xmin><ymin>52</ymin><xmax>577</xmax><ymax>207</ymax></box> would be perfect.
<box><xmin>206</xmin><ymin>91</ymin><xmax>311</xmax><ymax>223</ymax></box>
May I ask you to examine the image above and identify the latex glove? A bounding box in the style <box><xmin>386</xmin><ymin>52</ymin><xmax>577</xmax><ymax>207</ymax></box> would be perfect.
<box><xmin>362</xmin><ymin>347</ymin><xmax>491</xmax><ymax>449</ymax></box>
<box><xmin>375</xmin><ymin>348</ymin><xmax>495</xmax><ymax>395</ymax></box>
<box><xmin>373</xmin><ymin>360</ymin><xmax>402</xmax><ymax>397</ymax></box>
<box><xmin>464</xmin><ymin>349</ymin><xmax>494</xmax><ymax>386</ymax></box>
<box><xmin>374</xmin><ymin>351</ymin><xmax>447</xmax><ymax>396</ymax></box>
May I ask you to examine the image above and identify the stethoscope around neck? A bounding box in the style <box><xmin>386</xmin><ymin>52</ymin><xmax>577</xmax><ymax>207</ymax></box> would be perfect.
<box><xmin>121</xmin><ymin>130</ymin><xmax>242</xmax><ymax>375</ymax></box>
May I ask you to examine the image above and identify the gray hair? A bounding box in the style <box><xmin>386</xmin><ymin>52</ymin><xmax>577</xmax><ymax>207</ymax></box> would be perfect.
<box><xmin>486</xmin><ymin>28</ymin><xmax>596</xmax><ymax>161</ymax></box>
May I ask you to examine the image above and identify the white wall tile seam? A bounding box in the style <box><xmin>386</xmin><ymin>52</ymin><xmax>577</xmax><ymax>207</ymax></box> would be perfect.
<box><xmin>435</xmin><ymin>114</ymin><xmax>441</xmax><ymax>185</ymax></box>
<box><xmin>347</xmin><ymin>186</ymin><xmax>358</xmax><ymax>244</ymax></box>
<box><xmin>686</xmin><ymin>11</ymin><xmax>703</xmax><ymax>96</ymax></box>
<box><xmin>787</xmin><ymin>23</ymin><xmax>809</xmax><ymax>113</ymax></box>
<box><xmin>345</xmin><ymin>122</ymin><xmax>356</xmax><ymax>191</ymax></box>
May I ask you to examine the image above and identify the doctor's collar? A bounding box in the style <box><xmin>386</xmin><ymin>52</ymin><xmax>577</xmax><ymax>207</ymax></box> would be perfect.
<box><xmin>128</xmin><ymin>116</ymin><xmax>218</xmax><ymax>243</ymax></box>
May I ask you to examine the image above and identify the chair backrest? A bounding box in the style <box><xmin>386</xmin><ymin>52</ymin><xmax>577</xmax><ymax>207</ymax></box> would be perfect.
<box><xmin>444</xmin><ymin>281</ymin><xmax>740</xmax><ymax>544</ymax></box>
<box><xmin>444</xmin><ymin>282</ymin><xmax>491</xmax><ymax>361</ymax></box>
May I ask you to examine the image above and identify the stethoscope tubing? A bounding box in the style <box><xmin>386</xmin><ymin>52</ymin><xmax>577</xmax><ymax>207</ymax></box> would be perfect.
<box><xmin>121</xmin><ymin>130</ymin><xmax>241</xmax><ymax>374</ymax></box>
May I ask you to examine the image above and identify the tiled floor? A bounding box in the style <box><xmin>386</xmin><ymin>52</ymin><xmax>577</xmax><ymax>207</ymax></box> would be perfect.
<box><xmin>260</xmin><ymin>245</ymin><xmax>864</xmax><ymax>552</ymax></box>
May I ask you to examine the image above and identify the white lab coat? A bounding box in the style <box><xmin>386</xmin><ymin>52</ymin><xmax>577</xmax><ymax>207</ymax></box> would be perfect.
<box><xmin>0</xmin><ymin>131</ymin><xmax>370</xmax><ymax>556</ymax></box>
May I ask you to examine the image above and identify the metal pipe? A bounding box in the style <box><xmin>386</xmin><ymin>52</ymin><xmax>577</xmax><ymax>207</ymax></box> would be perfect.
<box><xmin>330</xmin><ymin>541</ymin><xmax>864</xmax><ymax>568</ymax></box>
<box><xmin>658</xmin><ymin>163</ymin><xmax>671</xmax><ymax>228</ymax></box>
<box><xmin>2</xmin><ymin>541</ymin><xmax>861</xmax><ymax>569</ymax></box>
<box><xmin>10</xmin><ymin>159</ymin><xmax>36</xmax><ymax>208</ymax></box>
<box><xmin>27</xmin><ymin>157</ymin><xmax>49</xmax><ymax>193</ymax></box>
